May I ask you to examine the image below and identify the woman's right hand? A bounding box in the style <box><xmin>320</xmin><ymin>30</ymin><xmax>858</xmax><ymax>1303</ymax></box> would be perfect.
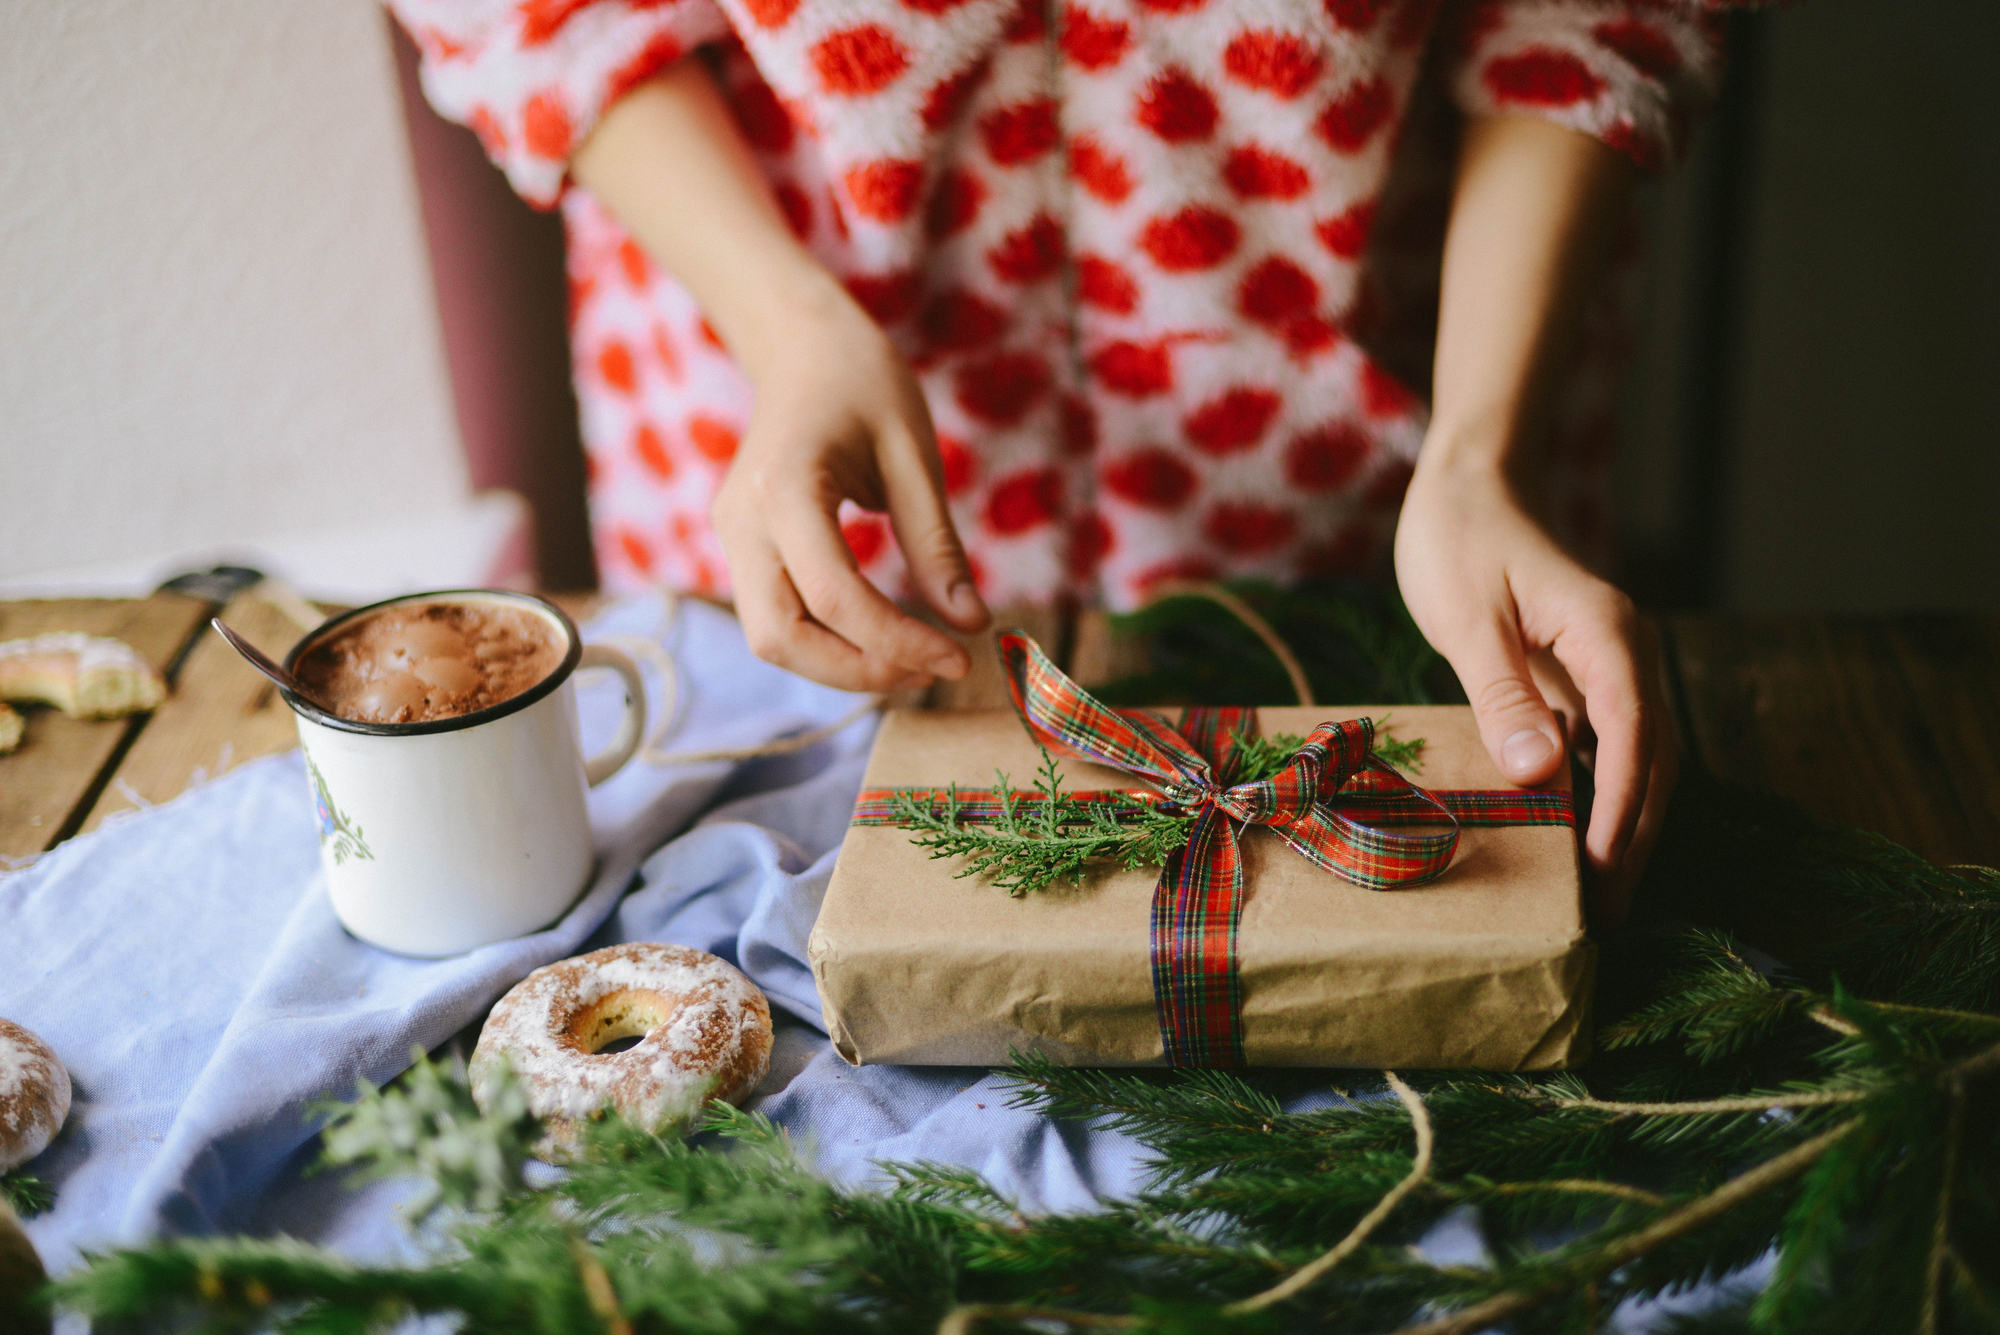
<box><xmin>570</xmin><ymin>60</ymin><xmax>988</xmax><ymax>693</ymax></box>
<box><xmin>713</xmin><ymin>285</ymin><xmax>990</xmax><ymax>693</ymax></box>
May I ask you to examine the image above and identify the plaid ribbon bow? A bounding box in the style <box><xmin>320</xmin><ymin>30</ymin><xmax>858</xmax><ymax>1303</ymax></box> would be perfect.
<box><xmin>998</xmin><ymin>631</ymin><xmax>1484</xmax><ymax>1067</ymax></box>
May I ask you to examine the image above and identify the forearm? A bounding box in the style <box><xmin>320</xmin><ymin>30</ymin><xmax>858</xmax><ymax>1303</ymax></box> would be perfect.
<box><xmin>1420</xmin><ymin>113</ymin><xmax>1635</xmax><ymax>485</ymax></box>
<box><xmin>569</xmin><ymin>59</ymin><xmax>857</xmax><ymax>384</ymax></box>
<box><xmin>571</xmin><ymin>56</ymin><xmax>984</xmax><ymax>686</ymax></box>
<box><xmin>1395</xmin><ymin>113</ymin><xmax>1669</xmax><ymax>904</ymax></box>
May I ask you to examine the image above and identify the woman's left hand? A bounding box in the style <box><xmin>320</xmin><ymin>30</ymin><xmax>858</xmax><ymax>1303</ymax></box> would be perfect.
<box><xmin>1394</xmin><ymin>452</ymin><xmax>1675</xmax><ymax>928</ymax></box>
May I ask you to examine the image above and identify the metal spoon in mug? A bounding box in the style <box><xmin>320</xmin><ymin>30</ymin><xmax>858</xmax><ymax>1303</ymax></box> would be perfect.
<box><xmin>210</xmin><ymin>619</ymin><xmax>325</xmax><ymax>709</ymax></box>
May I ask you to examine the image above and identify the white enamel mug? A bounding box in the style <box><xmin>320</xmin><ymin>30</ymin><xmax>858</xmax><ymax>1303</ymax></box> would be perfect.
<box><xmin>280</xmin><ymin>590</ymin><xmax>645</xmax><ymax>957</ymax></box>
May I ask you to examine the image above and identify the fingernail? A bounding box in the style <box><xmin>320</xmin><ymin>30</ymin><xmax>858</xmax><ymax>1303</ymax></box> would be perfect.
<box><xmin>1502</xmin><ymin>728</ymin><xmax>1556</xmax><ymax>776</ymax></box>
<box><xmin>948</xmin><ymin>580</ymin><xmax>984</xmax><ymax>618</ymax></box>
<box><xmin>927</xmin><ymin>653</ymin><xmax>965</xmax><ymax>679</ymax></box>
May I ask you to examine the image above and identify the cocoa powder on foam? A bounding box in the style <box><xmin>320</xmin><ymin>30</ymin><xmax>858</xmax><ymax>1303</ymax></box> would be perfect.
<box><xmin>296</xmin><ymin>600</ymin><xmax>564</xmax><ymax>726</ymax></box>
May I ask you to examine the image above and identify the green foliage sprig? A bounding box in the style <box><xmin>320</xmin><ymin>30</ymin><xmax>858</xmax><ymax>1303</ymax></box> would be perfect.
<box><xmin>1090</xmin><ymin>580</ymin><xmax>1447</xmax><ymax>709</ymax></box>
<box><xmin>1</xmin><ymin>1173</ymin><xmax>51</xmax><ymax>1218</ymax></box>
<box><xmin>1227</xmin><ymin>720</ymin><xmax>1426</xmax><ymax>780</ymax></box>
<box><xmin>312</xmin><ymin>1048</ymin><xmax>538</xmax><ymax>1222</ymax></box>
<box><xmin>888</xmin><ymin>746</ymin><xmax>1197</xmax><ymax>899</ymax></box>
<box><xmin>51</xmin><ymin>885</ymin><xmax>2000</xmax><ymax>1334</ymax></box>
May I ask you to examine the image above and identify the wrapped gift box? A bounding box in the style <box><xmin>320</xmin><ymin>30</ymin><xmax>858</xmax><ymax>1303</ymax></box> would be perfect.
<box><xmin>811</xmin><ymin>697</ymin><xmax>1591</xmax><ymax>1071</ymax></box>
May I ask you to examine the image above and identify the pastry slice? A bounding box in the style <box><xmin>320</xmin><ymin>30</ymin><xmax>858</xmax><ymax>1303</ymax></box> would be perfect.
<box><xmin>0</xmin><ymin>633</ymin><xmax>166</xmax><ymax>722</ymax></box>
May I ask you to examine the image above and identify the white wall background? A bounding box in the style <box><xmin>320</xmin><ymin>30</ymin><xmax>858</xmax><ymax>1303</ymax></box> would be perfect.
<box><xmin>0</xmin><ymin>2</ymin><xmax>480</xmax><ymax>591</ymax></box>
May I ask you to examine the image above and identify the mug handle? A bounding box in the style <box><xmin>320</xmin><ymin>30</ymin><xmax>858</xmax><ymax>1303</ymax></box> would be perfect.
<box><xmin>576</xmin><ymin>643</ymin><xmax>647</xmax><ymax>787</ymax></box>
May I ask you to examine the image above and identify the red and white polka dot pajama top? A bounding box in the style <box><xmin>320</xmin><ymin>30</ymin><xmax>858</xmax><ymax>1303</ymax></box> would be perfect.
<box><xmin>391</xmin><ymin>0</ymin><xmax>1721</xmax><ymax>608</ymax></box>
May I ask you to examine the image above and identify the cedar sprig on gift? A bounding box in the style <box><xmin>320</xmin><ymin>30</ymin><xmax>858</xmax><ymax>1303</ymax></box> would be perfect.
<box><xmin>887</xmin><ymin>727</ymin><xmax>1425</xmax><ymax>899</ymax></box>
<box><xmin>887</xmin><ymin>747</ymin><xmax>1197</xmax><ymax>897</ymax></box>
<box><xmin>1227</xmin><ymin>720</ymin><xmax>1425</xmax><ymax>779</ymax></box>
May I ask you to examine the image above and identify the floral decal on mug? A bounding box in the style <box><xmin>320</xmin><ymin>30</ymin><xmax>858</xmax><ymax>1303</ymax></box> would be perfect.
<box><xmin>307</xmin><ymin>754</ymin><xmax>374</xmax><ymax>865</ymax></box>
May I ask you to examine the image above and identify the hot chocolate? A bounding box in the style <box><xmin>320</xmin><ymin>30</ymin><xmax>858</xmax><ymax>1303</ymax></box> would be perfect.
<box><xmin>296</xmin><ymin>599</ymin><xmax>565</xmax><ymax>725</ymax></box>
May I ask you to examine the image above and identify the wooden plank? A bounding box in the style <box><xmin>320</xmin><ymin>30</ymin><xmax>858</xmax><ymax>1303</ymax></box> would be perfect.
<box><xmin>1666</xmin><ymin>614</ymin><xmax>2000</xmax><ymax>866</ymax></box>
<box><xmin>0</xmin><ymin>594</ymin><xmax>211</xmax><ymax>862</ymax></box>
<box><xmin>78</xmin><ymin>594</ymin><xmax>317</xmax><ymax>834</ymax></box>
<box><xmin>1881</xmin><ymin>616</ymin><xmax>2000</xmax><ymax>865</ymax></box>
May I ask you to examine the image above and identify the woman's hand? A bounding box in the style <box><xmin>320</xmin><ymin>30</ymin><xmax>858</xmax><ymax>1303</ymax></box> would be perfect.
<box><xmin>572</xmin><ymin>59</ymin><xmax>988</xmax><ymax>692</ymax></box>
<box><xmin>712</xmin><ymin>288</ymin><xmax>990</xmax><ymax>693</ymax></box>
<box><xmin>1406</xmin><ymin>111</ymin><xmax>1668</xmax><ymax>921</ymax></box>
<box><xmin>1395</xmin><ymin>454</ymin><xmax>1673</xmax><ymax>925</ymax></box>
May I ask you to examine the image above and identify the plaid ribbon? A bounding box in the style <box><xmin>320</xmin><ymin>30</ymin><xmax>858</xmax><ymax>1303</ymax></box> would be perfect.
<box><xmin>850</xmin><ymin>784</ymin><xmax>1574</xmax><ymax>830</ymax></box>
<box><xmin>851</xmin><ymin>631</ymin><xmax>1574</xmax><ymax>1068</ymax></box>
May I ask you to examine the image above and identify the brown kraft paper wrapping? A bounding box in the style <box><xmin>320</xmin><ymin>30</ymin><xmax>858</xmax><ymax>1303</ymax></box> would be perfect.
<box><xmin>809</xmin><ymin>704</ymin><xmax>1592</xmax><ymax>1070</ymax></box>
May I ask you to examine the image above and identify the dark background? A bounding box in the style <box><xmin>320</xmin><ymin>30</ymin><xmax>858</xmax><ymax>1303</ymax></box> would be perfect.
<box><xmin>390</xmin><ymin>0</ymin><xmax>2000</xmax><ymax>608</ymax></box>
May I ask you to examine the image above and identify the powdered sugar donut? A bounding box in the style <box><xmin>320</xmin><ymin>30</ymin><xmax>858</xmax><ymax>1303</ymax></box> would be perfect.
<box><xmin>470</xmin><ymin>943</ymin><xmax>771</xmax><ymax>1161</ymax></box>
<box><xmin>0</xmin><ymin>1018</ymin><xmax>70</xmax><ymax>1172</ymax></box>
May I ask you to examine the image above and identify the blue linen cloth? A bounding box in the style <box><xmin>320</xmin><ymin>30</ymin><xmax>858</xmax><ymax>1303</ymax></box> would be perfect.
<box><xmin>0</xmin><ymin>592</ymin><xmax>1744</xmax><ymax>1330</ymax></box>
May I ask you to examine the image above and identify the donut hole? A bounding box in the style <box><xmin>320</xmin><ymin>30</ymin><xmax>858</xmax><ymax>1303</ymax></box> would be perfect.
<box><xmin>570</xmin><ymin>988</ymin><xmax>675</xmax><ymax>1056</ymax></box>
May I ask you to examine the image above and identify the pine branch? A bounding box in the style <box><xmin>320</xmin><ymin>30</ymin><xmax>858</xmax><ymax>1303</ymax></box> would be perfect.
<box><xmin>1460</xmin><ymin>1178</ymin><xmax>1665</xmax><ymax>1209</ymax></box>
<box><xmin>1225</xmin><ymin>1072</ymin><xmax>1433</xmax><ymax>1313</ymax></box>
<box><xmin>1397</xmin><ymin>1121</ymin><xmax>1862</xmax><ymax>1335</ymax></box>
<box><xmin>1228</xmin><ymin>729</ymin><xmax>1302</xmax><ymax>784</ymax></box>
<box><xmin>1</xmin><ymin>1173</ymin><xmax>51</xmax><ymax>1218</ymax></box>
<box><xmin>1646</xmin><ymin>771</ymin><xmax>2000</xmax><ymax>1014</ymax></box>
<box><xmin>937</xmin><ymin>1305</ymin><xmax>1139</xmax><ymax>1334</ymax></box>
<box><xmin>55</xmin><ymin>916</ymin><xmax>2000</xmax><ymax>1335</ymax></box>
<box><xmin>312</xmin><ymin>1044</ymin><xmax>536</xmax><ymax>1221</ymax></box>
<box><xmin>1919</xmin><ymin>1081</ymin><xmax>1964</xmax><ymax>1335</ymax></box>
<box><xmin>1004</xmin><ymin>1056</ymin><xmax>1287</xmax><ymax>1146</ymax></box>
<box><xmin>1093</xmin><ymin>579</ymin><xmax>1445</xmax><ymax>708</ymax></box>
<box><xmin>1597</xmin><ymin>931</ymin><xmax>1814</xmax><ymax>1063</ymax></box>
<box><xmin>1826</xmin><ymin>997</ymin><xmax>2000</xmax><ymax>1033</ymax></box>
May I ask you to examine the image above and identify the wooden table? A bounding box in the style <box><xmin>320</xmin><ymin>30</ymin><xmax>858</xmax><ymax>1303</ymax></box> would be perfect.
<box><xmin>1664</xmin><ymin>616</ymin><xmax>2000</xmax><ymax>869</ymax></box>
<box><xmin>4</xmin><ymin>595</ymin><xmax>1995</xmax><ymax>873</ymax></box>
<box><xmin>0</xmin><ymin>590</ymin><xmax>597</xmax><ymax>865</ymax></box>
